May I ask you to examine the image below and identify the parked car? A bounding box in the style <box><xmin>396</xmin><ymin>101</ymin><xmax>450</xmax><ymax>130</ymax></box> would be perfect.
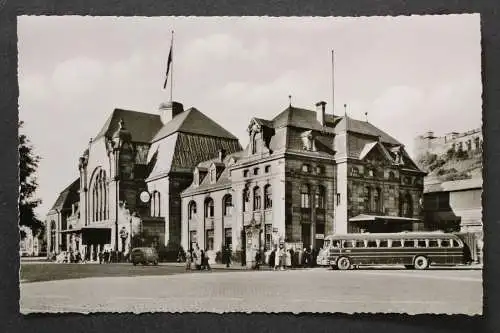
<box><xmin>130</xmin><ymin>247</ymin><xmax>159</xmax><ymax>266</ymax></box>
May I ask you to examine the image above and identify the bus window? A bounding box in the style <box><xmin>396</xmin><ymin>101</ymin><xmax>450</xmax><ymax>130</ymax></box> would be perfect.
<box><xmin>355</xmin><ymin>240</ymin><xmax>365</xmax><ymax>248</ymax></box>
<box><xmin>449</xmin><ymin>239</ymin><xmax>457</xmax><ymax>248</ymax></box>
<box><xmin>367</xmin><ymin>240</ymin><xmax>377</xmax><ymax>248</ymax></box>
<box><xmin>379</xmin><ymin>240</ymin><xmax>388</xmax><ymax>248</ymax></box>
<box><xmin>401</xmin><ymin>239</ymin><xmax>409</xmax><ymax>247</ymax></box>
<box><xmin>324</xmin><ymin>240</ymin><xmax>331</xmax><ymax>248</ymax></box>
<box><xmin>441</xmin><ymin>239</ymin><xmax>450</xmax><ymax>247</ymax></box>
<box><xmin>428</xmin><ymin>239</ymin><xmax>439</xmax><ymax>247</ymax></box>
<box><xmin>417</xmin><ymin>240</ymin><xmax>427</xmax><ymax>248</ymax></box>
<box><xmin>333</xmin><ymin>241</ymin><xmax>341</xmax><ymax>248</ymax></box>
<box><xmin>391</xmin><ymin>240</ymin><xmax>402</xmax><ymax>248</ymax></box>
<box><xmin>343</xmin><ymin>240</ymin><xmax>354</xmax><ymax>248</ymax></box>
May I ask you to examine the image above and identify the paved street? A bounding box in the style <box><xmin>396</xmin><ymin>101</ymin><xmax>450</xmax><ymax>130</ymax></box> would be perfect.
<box><xmin>20</xmin><ymin>265</ymin><xmax>482</xmax><ymax>315</ymax></box>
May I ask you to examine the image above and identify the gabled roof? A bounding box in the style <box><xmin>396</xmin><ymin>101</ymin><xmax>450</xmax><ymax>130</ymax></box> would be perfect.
<box><xmin>151</xmin><ymin>107</ymin><xmax>238</xmax><ymax>143</ymax></box>
<box><xmin>95</xmin><ymin>109</ymin><xmax>162</xmax><ymax>143</ymax></box>
<box><xmin>48</xmin><ymin>178</ymin><xmax>80</xmax><ymax>213</ymax></box>
<box><xmin>358</xmin><ymin>141</ymin><xmax>395</xmax><ymax>162</ymax></box>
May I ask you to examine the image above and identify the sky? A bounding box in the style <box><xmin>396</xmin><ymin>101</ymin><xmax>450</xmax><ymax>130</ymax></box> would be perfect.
<box><xmin>18</xmin><ymin>14</ymin><xmax>482</xmax><ymax>219</ymax></box>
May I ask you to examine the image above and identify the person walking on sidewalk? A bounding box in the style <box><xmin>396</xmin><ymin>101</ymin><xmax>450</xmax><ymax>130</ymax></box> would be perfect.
<box><xmin>185</xmin><ymin>250</ymin><xmax>192</xmax><ymax>271</ymax></box>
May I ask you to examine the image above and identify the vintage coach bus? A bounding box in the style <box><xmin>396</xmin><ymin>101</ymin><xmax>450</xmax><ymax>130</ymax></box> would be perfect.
<box><xmin>316</xmin><ymin>232</ymin><xmax>472</xmax><ymax>270</ymax></box>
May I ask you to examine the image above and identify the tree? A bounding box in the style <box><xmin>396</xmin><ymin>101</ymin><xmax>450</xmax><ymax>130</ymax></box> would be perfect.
<box><xmin>19</xmin><ymin>121</ymin><xmax>43</xmax><ymax>238</ymax></box>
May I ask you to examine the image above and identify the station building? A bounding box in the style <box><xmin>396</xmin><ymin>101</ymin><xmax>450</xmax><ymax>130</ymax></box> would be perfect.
<box><xmin>180</xmin><ymin>101</ymin><xmax>426</xmax><ymax>264</ymax></box>
<box><xmin>45</xmin><ymin>101</ymin><xmax>241</xmax><ymax>260</ymax></box>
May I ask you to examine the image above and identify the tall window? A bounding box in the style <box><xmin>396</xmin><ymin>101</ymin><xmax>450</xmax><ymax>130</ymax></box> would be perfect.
<box><xmin>403</xmin><ymin>193</ymin><xmax>413</xmax><ymax>217</ymax></box>
<box><xmin>365</xmin><ymin>187</ymin><xmax>372</xmax><ymax>212</ymax></box>
<box><xmin>301</xmin><ymin>184</ymin><xmax>310</xmax><ymax>208</ymax></box>
<box><xmin>301</xmin><ymin>164</ymin><xmax>310</xmax><ymax>173</ymax></box>
<box><xmin>388</xmin><ymin>171</ymin><xmax>395</xmax><ymax>180</ymax></box>
<box><xmin>223</xmin><ymin>195</ymin><xmax>233</xmax><ymax>216</ymax></box>
<box><xmin>243</xmin><ymin>189</ymin><xmax>250</xmax><ymax>212</ymax></box>
<box><xmin>264</xmin><ymin>185</ymin><xmax>272</xmax><ymax>209</ymax></box>
<box><xmin>188</xmin><ymin>201</ymin><xmax>197</xmax><ymax>220</ymax></box>
<box><xmin>252</xmin><ymin>133</ymin><xmax>258</xmax><ymax>154</ymax></box>
<box><xmin>151</xmin><ymin>191</ymin><xmax>161</xmax><ymax>217</ymax></box>
<box><xmin>315</xmin><ymin>185</ymin><xmax>325</xmax><ymax>209</ymax></box>
<box><xmin>92</xmin><ymin>169</ymin><xmax>108</xmax><ymax>222</ymax></box>
<box><xmin>253</xmin><ymin>186</ymin><xmax>261</xmax><ymax>210</ymax></box>
<box><xmin>205</xmin><ymin>198</ymin><xmax>214</xmax><ymax>218</ymax></box>
<box><xmin>50</xmin><ymin>220</ymin><xmax>56</xmax><ymax>252</ymax></box>
<box><xmin>374</xmin><ymin>187</ymin><xmax>382</xmax><ymax>212</ymax></box>
<box><xmin>206</xmin><ymin>230</ymin><xmax>214</xmax><ymax>251</ymax></box>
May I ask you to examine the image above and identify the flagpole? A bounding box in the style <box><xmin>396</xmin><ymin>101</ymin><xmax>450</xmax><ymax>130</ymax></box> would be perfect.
<box><xmin>331</xmin><ymin>49</ymin><xmax>335</xmax><ymax>115</ymax></box>
<box><xmin>170</xmin><ymin>30</ymin><xmax>174</xmax><ymax>102</ymax></box>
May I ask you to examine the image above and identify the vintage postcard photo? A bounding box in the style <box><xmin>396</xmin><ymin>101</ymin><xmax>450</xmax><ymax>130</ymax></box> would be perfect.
<box><xmin>18</xmin><ymin>15</ymin><xmax>482</xmax><ymax>314</ymax></box>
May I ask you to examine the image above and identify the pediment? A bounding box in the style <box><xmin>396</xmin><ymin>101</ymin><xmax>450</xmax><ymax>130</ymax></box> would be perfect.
<box><xmin>359</xmin><ymin>142</ymin><xmax>393</xmax><ymax>165</ymax></box>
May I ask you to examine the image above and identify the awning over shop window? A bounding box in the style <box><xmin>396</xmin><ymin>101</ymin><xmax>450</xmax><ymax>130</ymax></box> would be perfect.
<box><xmin>349</xmin><ymin>214</ymin><xmax>421</xmax><ymax>223</ymax></box>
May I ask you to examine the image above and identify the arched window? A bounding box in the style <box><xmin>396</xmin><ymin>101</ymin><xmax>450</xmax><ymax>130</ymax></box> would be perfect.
<box><xmin>315</xmin><ymin>185</ymin><xmax>325</xmax><ymax>209</ymax></box>
<box><xmin>188</xmin><ymin>201</ymin><xmax>197</xmax><ymax>220</ymax></box>
<box><xmin>243</xmin><ymin>188</ymin><xmax>250</xmax><ymax>212</ymax></box>
<box><xmin>301</xmin><ymin>184</ymin><xmax>310</xmax><ymax>208</ymax></box>
<box><xmin>253</xmin><ymin>186</ymin><xmax>261</xmax><ymax>210</ymax></box>
<box><xmin>223</xmin><ymin>195</ymin><xmax>233</xmax><ymax>216</ymax></box>
<box><xmin>151</xmin><ymin>191</ymin><xmax>161</xmax><ymax>217</ymax></box>
<box><xmin>388</xmin><ymin>171</ymin><xmax>395</xmax><ymax>181</ymax></box>
<box><xmin>91</xmin><ymin>169</ymin><xmax>108</xmax><ymax>222</ymax></box>
<box><xmin>205</xmin><ymin>198</ymin><xmax>214</xmax><ymax>218</ymax></box>
<box><xmin>264</xmin><ymin>185</ymin><xmax>272</xmax><ymax>209</ymax></box>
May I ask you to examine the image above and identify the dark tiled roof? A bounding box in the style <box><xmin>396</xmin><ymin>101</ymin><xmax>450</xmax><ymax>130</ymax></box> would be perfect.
<box><xmin>271</xmin><ymin>106</ymin><xmax>336</xmax><ymax>134</ymax></box>
<box><xmin>338</xmin><ymin>116</ymin><xmax>401</xmax><ymax>146</ymax></box>
<box><xmin>151</xmin><ymin>108</ymin><xmax>238</xmax><ymax>143</ymax></box>
<box><xmin>49</xmin><ymin>178</ymin><xmax>80</xmax><ymax>213</ymax></box>
<box><xmin>95</xmin><ymin>109</ymin><xmax>162</xmax><ymax>143</ymax></box>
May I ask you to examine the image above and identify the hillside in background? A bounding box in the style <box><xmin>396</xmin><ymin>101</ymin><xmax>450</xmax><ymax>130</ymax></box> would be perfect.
<box><xmin>417</xmin><ymin>148</ymin><xmax>482</xmax><ymax>182</ymax></box>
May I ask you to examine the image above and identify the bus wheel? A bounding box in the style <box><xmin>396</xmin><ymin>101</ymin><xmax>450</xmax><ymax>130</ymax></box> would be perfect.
<box><xmin>414</xmin><ymin>256</ymin><xmax>429</xmax><ymax>270</ymax></box>
<box><xmin>337</xmin><ymin>257</ymin><xmax>351</xmax><ymax>270</ymax></box>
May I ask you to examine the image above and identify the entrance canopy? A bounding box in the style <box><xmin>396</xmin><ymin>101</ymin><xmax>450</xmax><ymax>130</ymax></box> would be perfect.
<box><xmin>81</xmin><ymin>226</ymin><xmax>111</xmax><ymax>245</ymax></box>
<box><xmin>349</xmin><ymin>214</ymin><xmax>421</xmax><ymax>223</ymax></box>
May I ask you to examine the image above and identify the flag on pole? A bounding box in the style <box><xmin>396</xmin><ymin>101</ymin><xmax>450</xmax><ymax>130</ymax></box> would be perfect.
<box><xmin>163</xmin><ymin>43</ymin><xmax>173</xmax><ymax>89</ymax></box>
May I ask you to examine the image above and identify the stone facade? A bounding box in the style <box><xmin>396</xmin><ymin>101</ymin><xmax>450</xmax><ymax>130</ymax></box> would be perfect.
<box><xmin>181</xmin><ymin>101</ymin><xmax>425</xmax><ymax>265</ymax></box>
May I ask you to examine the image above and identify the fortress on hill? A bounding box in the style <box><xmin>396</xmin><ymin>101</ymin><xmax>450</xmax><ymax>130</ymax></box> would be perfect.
<box><xmin>413</xmin><ymin>128</ymin><xmax>482</xmax><ymax>160</ymax></box>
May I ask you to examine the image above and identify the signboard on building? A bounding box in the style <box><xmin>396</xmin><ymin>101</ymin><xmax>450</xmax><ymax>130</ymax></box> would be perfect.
<box><xmin>315</xmin><ymin>234</ymin><xmax>325</xmax><ymax>239</ymax></box>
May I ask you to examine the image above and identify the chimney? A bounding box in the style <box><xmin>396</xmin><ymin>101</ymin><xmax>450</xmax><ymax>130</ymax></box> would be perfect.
<box><xmin>218</xmin><ymin>148</ymin><xmax>227</xmax><ymax>162</ymax></box>
<box><xmin>316</xmin><ymin>101</ymin><xmax>327</xmax><ymax>126</ymax></box>
<box><xmin>159</xmin><ymin>101</ymin><xmax>184</xmax><ymax>124</ymax></box>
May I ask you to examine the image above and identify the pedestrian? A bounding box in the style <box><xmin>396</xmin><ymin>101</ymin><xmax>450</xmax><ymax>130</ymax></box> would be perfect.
<box><xmin>289</xmin><ymin>248</ymin><xmax>295</xmax><ymax>269</ymax></box>
<box><xmin>199</xmin><ymin>250</ymin><xmax>205</xmax><ymax>270</ymax></box>
<box><xmin>185</xmin><ymin>250</ymin><xmax>192</xmax><ymax>271</ymax></box>
<box><xmin>204</xmin><ymin>248</ymin><xmax>212</xmax><ymax>271</ymax></box>
<box><xmin>269</xmin><ymin>249</ymin><xmax>275</xmax><ymax>269</ymax></box>
<box><xmin>255</xmin><ymin>251</ymin><xmax>261</xmax><ymax>270</ymax></box>
<box><xmin>273</xmin><ymin>247</ymin><xmax>280</xmax><ymax>270</ymax></box>
<box><xmin>98</xmin><ymin>250</ymin><xmax>103</xmax><ymax>264</ymax></box>
<box><xmin>224</xmin><ymin>245</ymin><xmax>231</xmax><ymax>268</ymax></box>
